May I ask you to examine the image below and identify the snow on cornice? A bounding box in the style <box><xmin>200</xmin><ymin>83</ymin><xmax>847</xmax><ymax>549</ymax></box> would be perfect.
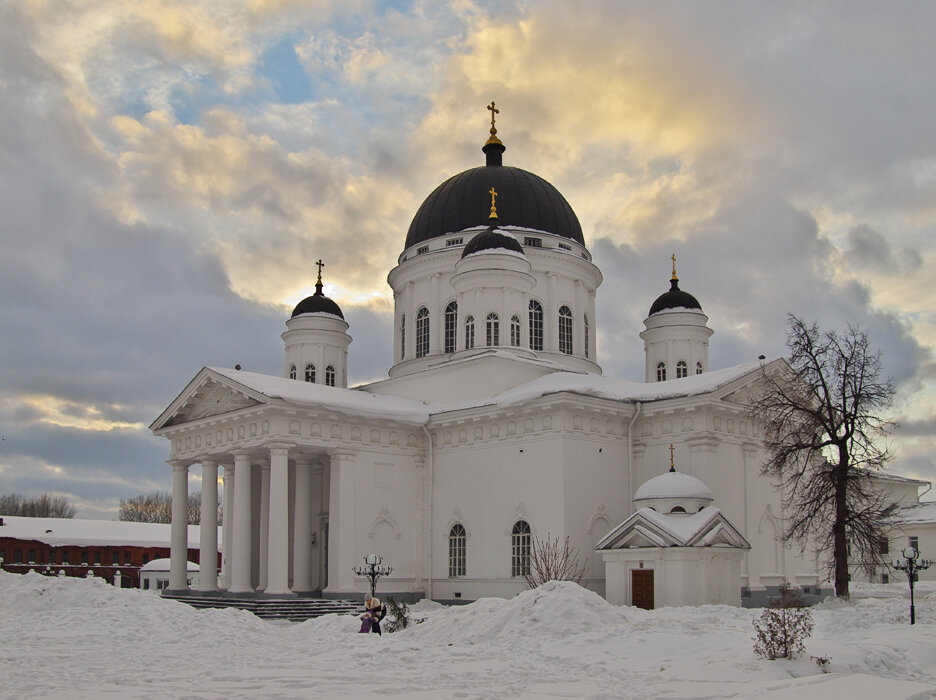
<box><xmin>0</xmin><ymin>516</ymin><xmax>208</xmax><ymax>549</ymax></box>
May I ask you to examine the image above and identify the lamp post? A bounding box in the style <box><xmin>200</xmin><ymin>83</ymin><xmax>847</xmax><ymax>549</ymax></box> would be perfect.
<box><xmin>891</xmin><ymin>546</ymin><xmax>932</xmax><ymax>625</ymax></box>
<box><xmin>352</xmin><ymin>553</ymin><xmax>393</xmax><ymax>599</ymax></box>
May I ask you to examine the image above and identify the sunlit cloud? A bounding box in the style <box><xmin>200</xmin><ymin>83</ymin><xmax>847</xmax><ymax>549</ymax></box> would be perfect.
<box><xmin>16</xmin><ymin>396</ymin><xmax>146</xmax><ymax>433</ymax></box>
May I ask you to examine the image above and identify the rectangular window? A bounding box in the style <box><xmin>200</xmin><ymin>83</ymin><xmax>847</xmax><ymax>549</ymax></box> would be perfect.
<box><xmin>446</xmin><ymin>238</ymin><xmax>463</xmax><ymax>246</ymax></box>
<box><xmin>878</xmin><ymin>537</ymin><xmax>889</xmax><ymax>555</ymax></box>
<box><xmin>124</xmin><ymin>552</ymin><xmax>132</xmax><ymax>565</ymax></box>
<box><xmin>881</xmin><ymin>573</ymin><xmax>889</xmax><ymax>584</ymax></box>
<box><xmin>141</xmin><ymin>554</ymin><xmax>149</xmax><ymax>564</ymax></box>
<box><xmin>558</xmin><ymin>243</ymin><xmax>571</xmax><ymax>251</ymax></box>
<box><xmin>417</xmin><ymin>245</ymin><xmax>429</xmax><ymax>255</ymax></box>
<box><xmin>143</xmin><ymin>579</ymin><xmax>150</xmax><ymax>590</ymax></box>
<box><xmin>909</xmin><ymin>536</ymin><xmax>919</xmax><ymax>552</ymax></box>
<box><xmin>81</xmin><ymin>551</ymin><xmax>88</xmax><ymax>565</ymax></box>
<box><xmin>61</xmin><ymin>550</ymin><xmax>69</xmax><ymax>565</ymax></box>
<box><xmin>523</xmin><ymin>237</ymin><xmax>542</xmax><ymax>247</ymax></box>
<box><xmin>94</xmin><ymin>551</ymin><xmax>101</xmax><ymax>566</ymax></box>
<box><xmin>14</xmin><ymin>549</ymin><xmax>22</xmax><ymax>563</ymax></box>
<box><xmin>28</xmin><ymin>549</ymin><xmax>36</xmax><ymax>564</ymax></box>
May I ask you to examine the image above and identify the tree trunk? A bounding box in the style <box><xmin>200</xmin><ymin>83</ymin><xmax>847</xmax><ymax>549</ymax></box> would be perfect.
<box><xmin>833</xmin><ymin>448</ymin><xmax>850</xmax><ymax>598</ymax></box>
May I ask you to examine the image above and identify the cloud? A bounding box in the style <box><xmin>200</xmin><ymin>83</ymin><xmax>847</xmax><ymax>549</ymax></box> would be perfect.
<box><xmin>845</xmin><ymin>224</ymin><xmax>922</xmax><ymax>274</ymax></box>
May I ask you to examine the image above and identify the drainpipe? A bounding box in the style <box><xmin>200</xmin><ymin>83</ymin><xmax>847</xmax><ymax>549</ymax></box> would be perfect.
<box><xmin>422</xmin><ymin>424</ymin><xmax>434</xmax><ymax>601</ymax></box>
<box><xmin>627</xmin><ymin>402</ymin><xmax>641</xmax><ymax>513</ymax></box>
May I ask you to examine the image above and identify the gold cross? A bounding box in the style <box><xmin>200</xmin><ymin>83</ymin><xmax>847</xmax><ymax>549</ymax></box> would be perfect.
<box><xmin>315</xmin><ymin>259</ymin><xmax>325</xmax><ymax>282</ymax></box>
<box><xmin>671</xmin><ymin>253</ymin><xmax>677</xmax><ymax>281</ymax></box>
<box><xmin>669</xmin><ymin>443</ymin><xmax>675</xmax><ymax>470</ymax></box>
<box><xmin>487</xmin><ymin>101</ymin><xmax>499</xmax><ymax>134</ymax></box>
<box><xmin>489</xmin><ymin>187</ymin><xmax>498</xmax><ymax>218</ymax></box>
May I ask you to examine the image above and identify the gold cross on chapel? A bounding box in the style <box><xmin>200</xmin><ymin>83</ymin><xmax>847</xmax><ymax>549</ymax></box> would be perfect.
<box><xmin>671</xmin><ymin>254</ymin><xmax>678</xmax><ymax>281</ymax></box>
<box><xmin>315</xmin><ymin>259</ymin><xmax>325</xmax><ymax>282</ymax></box>
<box><xmin>487</xmin><ymin>101</ymin><xmax>499</xmax><ymax>135</ymax></box>
<box><xmin>669</xmin><ymin>443</ymin><xmax>675</xmax><ymax>471</ymax></box>
<box><xmin>489</xmin><ymin>187</ymin><xmax>498</xmax><ymax>218</ymax></box>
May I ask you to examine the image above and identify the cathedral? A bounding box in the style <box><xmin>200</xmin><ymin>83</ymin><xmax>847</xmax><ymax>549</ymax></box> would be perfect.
<box><xmin>152</xmin><ymin>107</ymin><xmax>839</xmax><ymax>607</ymax></box>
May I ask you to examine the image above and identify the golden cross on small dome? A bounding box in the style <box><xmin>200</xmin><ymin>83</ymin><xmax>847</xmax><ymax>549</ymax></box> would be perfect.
<box><xmin>671</xmin><ymin>254</ymin><xmax>678</xmax><ymax>281</ymax></box>
<box><xmin>487</xmin><ymin>101</ymin><xmax>499</xmax><ymax>135</ymax></box>
<box><xmin>315</xmin><ymin>259</ymin><xmax>325</xmax><ymax>283</ymax></box>
<box><xmin>669</xmin><ymin>443</ymin><xmax>676</xmax><ymax>472</ymax></box>
<box><xmin>489</xmin><ymin>187</ymin><xmax>498</xmax><ymax>219</ymax></box>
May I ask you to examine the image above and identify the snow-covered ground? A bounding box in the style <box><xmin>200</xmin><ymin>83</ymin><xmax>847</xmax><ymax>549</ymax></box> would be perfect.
<box><xmin>1</xmin><ymin>572</ymin><xmax>934</xmax><ymax>699</ymax></box>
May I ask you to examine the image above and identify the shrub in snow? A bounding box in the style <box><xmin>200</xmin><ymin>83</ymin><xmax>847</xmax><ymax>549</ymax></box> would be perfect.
<box><xmin>523</xmin><ymin>534</ymin><xmax>587</xmax><ymax>589</ymax></box>
<box><xmin>752</xmin><ymin>586</ymin><xmax>813</xmax><ymax>660</ymax></box>
<box><xmin>384</xmin><ymin>597</ymin><xmax>410</xmax><ymax>633</ymax></box>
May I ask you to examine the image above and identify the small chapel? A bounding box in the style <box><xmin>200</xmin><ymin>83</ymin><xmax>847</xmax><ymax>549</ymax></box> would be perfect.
<box><xmin>152</xmin><ymin>105</ymin><xmax>831</xmax><ymax>608</ymax></box>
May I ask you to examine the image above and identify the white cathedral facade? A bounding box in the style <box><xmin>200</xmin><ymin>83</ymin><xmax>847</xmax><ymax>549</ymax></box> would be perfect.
<box><xmin>152</xmin><ymin>114</ymin><xmax>828</xmax><ymax>608</ymax></box>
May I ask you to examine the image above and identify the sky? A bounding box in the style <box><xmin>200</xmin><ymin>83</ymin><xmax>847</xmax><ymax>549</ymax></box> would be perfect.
<box><xmin>1</xmin><ymin>0</ymin><xmax>935</xmax><ymax>519</ymax></box>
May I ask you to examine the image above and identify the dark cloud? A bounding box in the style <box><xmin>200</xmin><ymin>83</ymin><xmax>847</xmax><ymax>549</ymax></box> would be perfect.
<box><xmin>846</xmin><ymin>224</ymin><xmax>923</xmax><ymax>274</ymax></box>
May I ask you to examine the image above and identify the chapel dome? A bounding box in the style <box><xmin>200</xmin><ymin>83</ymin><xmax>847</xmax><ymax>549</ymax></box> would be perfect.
<box><xmin>461</xmin><ymin>226</ymin><xmax>524</xmax><ymax>258</ymax></box>
<box><xmin>634</xmin><ymin>471</ymin><xmax>714</xmax><ymax>503</ymax></box>
<box><xmin>291</xmin><ymin>278</ymin><xmax>344</xmax><ymax>319</ymax></box>
<box><xmin>404</xmin><ymin>135</ymin><xmax>584</xmax><ymax>249</ymax></box>
<box><xmin>648</xmin><ymin>278</ymin><xmax>703</xmax><ymax>316</ymax></box>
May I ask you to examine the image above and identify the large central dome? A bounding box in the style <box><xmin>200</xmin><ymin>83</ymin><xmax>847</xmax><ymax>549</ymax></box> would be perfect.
<box><xmin>405</xmin><ymin>140</ymin><xmax>584</xmax><ymax>249</ymax></box>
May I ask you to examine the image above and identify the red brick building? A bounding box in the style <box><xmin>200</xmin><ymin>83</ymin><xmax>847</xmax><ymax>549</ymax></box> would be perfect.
<box><xmin>0</xmin><ymin>516</ymin><xmax>220</xmax><ymax>589</ymax></box>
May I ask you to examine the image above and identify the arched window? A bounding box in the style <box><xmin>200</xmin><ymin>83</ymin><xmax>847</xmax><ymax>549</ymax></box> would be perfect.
<box><xmin>558</xmin><ymin>306</ymin><xmax>573</xmax><ymax>355</ymax></box>
<box><xmin>486</xmin><ymin>312</ymin><xmax>499</xmax><ymax>347</ymax></box>
<box><xmin>696</xmin><ymin>361</ymin><xmax>703</xmax><ymax>375</ymax></box>
<box><xmin>528</xmin><ymin>300</ymin><xmax>543</xmax><ymax>351</ymax></box>
<box><xmin>325</xmin><ymin>365</ymin><xmax>336</xmax><ymax>386</ymax></box>
<box><xmin>415</xmin><ymin>307</ymin><xmax>429</xmax><ymax>358</ymax></box>
<box><xmin>465</xmin><ymin>315</ymin><xmax>475</xmax><ymax>350</ymax></box>
<box><xmin>510</xmin><ymin>315</ymin><xmax>521</xmax><ymax>347</ymax></box>
<box><xmin>676</xmin><ymin>360</ymin><xmax>688</xmax><ymax>379</ymax></box>
<box><xmin>289</xmin><ymin>364</ymin><xmax>297</xmax><ymax>380</ymax></box>
<box><xmin>511</xmin><ymin>520</ymin><xmax>531</xmax><ymax>577</ymax></box>
<box><xmin>304</xmin><ymin>364</ymin><xmax>315</xmax><ymax>383</ymax></box>
<box><xmin>444</xmin><ymin>301</ymin><xmax>457</xmax><ymax>354</ymax></box>
<box><xmin>656</xmin><ymin>362</ymin><xmax>666</xmax><ymax>382</ymax></box>
<box><xmin>400</xmin><ymin>314</ymin><xmax>406</xmax><ymax>360</ymax></box>
<box><xmin>669</xmin><ymin>506</ymin><xmax>687</xmax><ymax>514</ymax></box>
<box><xmin>448</xmin><ymin>523</ymin><xmax>466</xmax><ymax>577</ymax></box>
<box><xmin>584</xmin><ymin>314</ymin><xmax>590</xmax><ymax>359</ymax></box>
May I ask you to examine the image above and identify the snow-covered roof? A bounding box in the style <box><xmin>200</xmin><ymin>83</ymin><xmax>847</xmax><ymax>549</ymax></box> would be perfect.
<box><xmin>895</xmin><ymin>501</ymin><xmax>936</xmax><ymax>525</ymax></box>
<box><xmin>633</xmin><ymin>471</ymin><xmax>714</xmax><ymax>502</ymax></box>
<box><xmin>0</xmin><ymin>516</ymin><xmax>215</xmax><ymax>550</ymax></box>
<box><xmin>596</xmin><ymin>506</ymin><xmax>751</xmax><ymax>550</ymax></box>
<box><xmin>140</xmin><ymin>557</ymin><xmax>198</xmax><ymax>572</ymax></box>
<box><xmin>208</xmin><ymin>367</ymin><xmax>432</xmax><ymax>426</ymax></box>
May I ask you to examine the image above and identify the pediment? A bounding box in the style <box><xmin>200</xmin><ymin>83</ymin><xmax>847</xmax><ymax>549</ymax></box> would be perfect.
<box><xmin>152</xmin><ymin>369</ymin><xmax>267</xmax><ymax>430</ymax></box>
<box><xmin>597</xmin><ymin>507</ymin><xmax>750</xmax><ymax>550</ymax></box>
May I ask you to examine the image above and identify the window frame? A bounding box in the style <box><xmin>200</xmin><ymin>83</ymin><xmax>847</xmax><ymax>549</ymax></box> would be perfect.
<box><xmin>486</xmin><ymin>312</ymin><xmax>500</xmax><ymax>347</ymax></box>
<box><xmin>444</xmin><ymin>301</ymin><xmax>458</xmax><ymax>354</ymax></box>
<box><xmin>325</xmin><ymin>365</ymin><xmax>336</xmax><ymax>387</ymax></box>
<box><xmin>676</xmin><ymin>360</ymin><xmax>688</xmax><ymax>379</ymax></box>
<box><xmin>511</xmin><ymin>520</ymin><xmax>532</xmax><ymax>577</ymax></box>
<box><xmin>448</xmin><ymin>523</ymin><xmax>467</xmax><ymax>577</ymax></box>
<box><xmin>656</xmin><ymin>362</ymin><xmax>667</xmax><ymax>382</ymax></box>
<box><xmin>558</xmin><ymin>306</ymin><xmax>573</xmax><ymax>355</ymax></box>
<box><xmin>304</xmin><ymin>363</ymin><xmax>315</xmax><ymax>383</ymax></box>
<box><xmin>528</xmin><ymin>300</ymin><xmax>544</xmax><ymax>351</ymax></box>
<box><xmin>510</xmin><ymin>315</ymin><xmax>521</xmax><ymax>347</ymax></box>
<box><xmin>465</xmin><ymin>315</ymin><xmax>475</xmax><ymax>350</ymax></box>
<box><xmin>415</xmin><ymin>307</ymin><xmax>430</xmax><ymax>358</ymax></box>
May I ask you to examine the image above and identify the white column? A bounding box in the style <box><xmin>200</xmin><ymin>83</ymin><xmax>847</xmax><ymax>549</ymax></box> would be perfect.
<box><xmin>221</xmin><ymin>464</ymin><xmax>234</xmax><ymax>589</ymax></box>
<box><xmin>430</xmin><ymin>273</ymin><xmax>440</xmax><ymax>354</ymax></box>
<box><xmin>292</xmin><ymin>457</ymin><xmax>314</xmax><ymax>592</ymax></box>
<box><xmin>198</xmin><ymin>460</ymin><xmax>219</xmax><ymax>591</ymax></box>
<box><xmin>266</xmin><ymin>444</ymin><xmax>293</xmax><ymax>594</ymax></box>
<box><xmin>324</xmin><ymin>451</ymin><xmax>356</xmax><ymax>594</ymax></box>
<box><xmin>169</xmin><ymin>461</ymin><xmax>190</xmax><ymax>591</ymax></box>
<box><xmin>547</xmin><ymin>272</ymin><xmax>558</xmax><ymax>351</ymax></box>
<box><xmin>575</xmin><ymin>280</ymin><xmax>585</xmax><ymax>357</ymax></box>
<box><xmin>229</xmin><ymin>452</ymin><xmax>254</xmax><ymax>593</ymax></box>
<box><xmin>258</xmin><ymin>463</ymin><xmax>271</xmax><ymax>591</ymax></box>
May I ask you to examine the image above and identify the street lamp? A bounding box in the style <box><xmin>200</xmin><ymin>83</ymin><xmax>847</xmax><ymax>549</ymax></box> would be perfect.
<box><xmin>891</xmin><ymin>546</ymin><xmax>932</xmax><ymax>625</ymax></box>
<box><xmin>352</xmin><ymin>553</ymin><xmax>393</xmax><ymax>598</ymax></box>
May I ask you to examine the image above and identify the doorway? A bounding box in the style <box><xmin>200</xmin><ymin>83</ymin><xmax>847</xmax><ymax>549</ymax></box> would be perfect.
<box><xmin>632</xmin><ymin>569</ymin><xmax>654</xmax><ymax>610</ymax></box>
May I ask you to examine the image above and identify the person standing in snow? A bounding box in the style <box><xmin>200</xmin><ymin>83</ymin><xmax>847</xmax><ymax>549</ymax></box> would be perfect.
<box><xmin>364</xmin><ymin>595</ymin><xmax>387</xmax><ymax>636</ymax></box>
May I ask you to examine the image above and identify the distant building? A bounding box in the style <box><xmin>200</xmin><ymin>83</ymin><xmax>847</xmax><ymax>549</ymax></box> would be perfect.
<box><xmin>0</xmin><ymin>516</ymin><xmax>219</xmax><ymax>589</ymax></box>
<box><xmin>140</xmin><ymin>558</ymin><xmax>198</xmax><ymax>591</ymax></box>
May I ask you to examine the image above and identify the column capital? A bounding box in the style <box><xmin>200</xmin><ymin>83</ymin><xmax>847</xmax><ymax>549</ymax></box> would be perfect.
<box><xmin>168</xmin><ymin>460</ymin><xmax>190</xmax><ymax>471</ymax></box>
<box><xmin>328</xmin><ymin>449</ymin><xmax>356</xmax><ymax>459</ymax></box>
<box><xmin>201</xmin><ymin>458</ymin><xmax>218</xmax><ymax>469</ymax></box>
<box><xmin>266</xmin><ymin>442</ymin><xmax>296</xmax><ymax>455</ymax></box>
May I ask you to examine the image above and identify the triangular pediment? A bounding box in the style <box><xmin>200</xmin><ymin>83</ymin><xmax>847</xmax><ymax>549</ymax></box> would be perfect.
<box><xmin>597</xmin><ymin>507</ymin><xmax>750</xmax><ymax>550</ymax></box>
<box><xmin>151</xmin><ymin>368</ymin><xmax>267</xmax><ymax>430</ymax></box>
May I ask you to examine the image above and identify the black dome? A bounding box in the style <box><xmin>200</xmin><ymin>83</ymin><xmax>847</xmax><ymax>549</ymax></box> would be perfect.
<box><xmin>405</xmin><ymin>162</ymin><xmax>584</xmax><ymax>249</ymax></box>
<box><xmin>291</xmin><ymin>281</ymin><xmax>344</xmax><ymax>319</ymax></box>
<box><xmin>462</xmin><ymin>226</ymin><xmax>524</xmax><ymax>258</ymax></box>
<box><xmin>649</xmin><ymin>278</ymin><xmax>703</xmax><ymax>316</ymax></box>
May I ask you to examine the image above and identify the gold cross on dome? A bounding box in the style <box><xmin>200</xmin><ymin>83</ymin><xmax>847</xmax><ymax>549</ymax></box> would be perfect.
<box><xmin>487</xmin><ymin>101</ymin><xmax>499</xmax><ymax>134</ymax></box>
<box><xmin>315</xmin><ymin>259</ymin><xmax>325</xmax><ymax>282</ymax></box>
<box><xmin>669</xmin><ymin>443</ymin><xmax>675</xmax><ymax>471</ymax></box>
<box><xmin>671</xmin><ymin>253</ymin><xmax>678</xmax><ymax>281</ymax></box>
<box><xmin>489</xmin><ymin>187</ymin><xmax>498</xmax><ymax>219</ymax></box>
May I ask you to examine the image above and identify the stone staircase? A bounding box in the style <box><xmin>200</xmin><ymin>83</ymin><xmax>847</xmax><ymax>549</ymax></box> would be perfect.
<box><xmin>161</xmin><ymin>592</ymin><xmax>361</xmax><ymax>622</ymax></box>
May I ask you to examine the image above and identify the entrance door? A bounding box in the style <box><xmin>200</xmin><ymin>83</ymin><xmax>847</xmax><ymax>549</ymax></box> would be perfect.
<box><xmin>632</xmin><ymin>569</ymin><xmax>654</xmax><ymax>610</ymax></box>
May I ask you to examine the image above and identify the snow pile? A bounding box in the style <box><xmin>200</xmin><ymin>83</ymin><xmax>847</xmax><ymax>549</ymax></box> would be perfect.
<box><xmin>404</xmin><ymin>580</ymin><xmax>630</xmax><ymax>645</ymax></box>
<box><xmin>2</xmin><ymin>571</ymin><xmax>935</xmax><ymax>699</ymax></box>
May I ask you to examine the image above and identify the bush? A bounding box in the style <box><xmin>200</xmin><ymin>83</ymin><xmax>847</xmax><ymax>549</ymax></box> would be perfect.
<box><xmin>384</xmin><ymin>597</ymin><xmax>410</xmax><ymax>633</ymax></box>
<box><xmin>752</xmin><ymin>586</ymin><xmax>813</xmax><ymax>660</ymax></box>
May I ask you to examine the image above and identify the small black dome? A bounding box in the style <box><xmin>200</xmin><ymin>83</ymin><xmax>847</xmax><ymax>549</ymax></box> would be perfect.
<box><xmin>291</xmin><ymin>280</ymin><xmax>344</xmax><ymax>319</ymax></box>
<box><xmin>461</xmin><ymin>226</ymin><xmax>524</xmax><ymax>258</ymax></box>
<box><xmin>405</xmin><ymin>145</ymin><xmax>584</xmax><ymax>249</ymax></box>
<box><xmin>649</xmin><ymin>278</ymin><xmax>703</xmax><ymax>316</ymax></box>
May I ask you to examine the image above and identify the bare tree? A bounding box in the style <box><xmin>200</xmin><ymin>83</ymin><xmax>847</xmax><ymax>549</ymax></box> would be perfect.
<box><xmin>118</xmin><ymin>490</ymin><xmax>220</xmax><ymax>525</ymax></box>
<box><xmin>749</xmin><ymin>316</ymin><xmax>896</xmax><ymax>598</ymax></box>
<box><xmin>0</xmin><ymin>492</ymin><xmax>77</xmax><ymax>518</ymax></box>
<box><xmin>523</xmin><ymin>533</ymin><xmax>588</xmax><ymax>589</ymax></box>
